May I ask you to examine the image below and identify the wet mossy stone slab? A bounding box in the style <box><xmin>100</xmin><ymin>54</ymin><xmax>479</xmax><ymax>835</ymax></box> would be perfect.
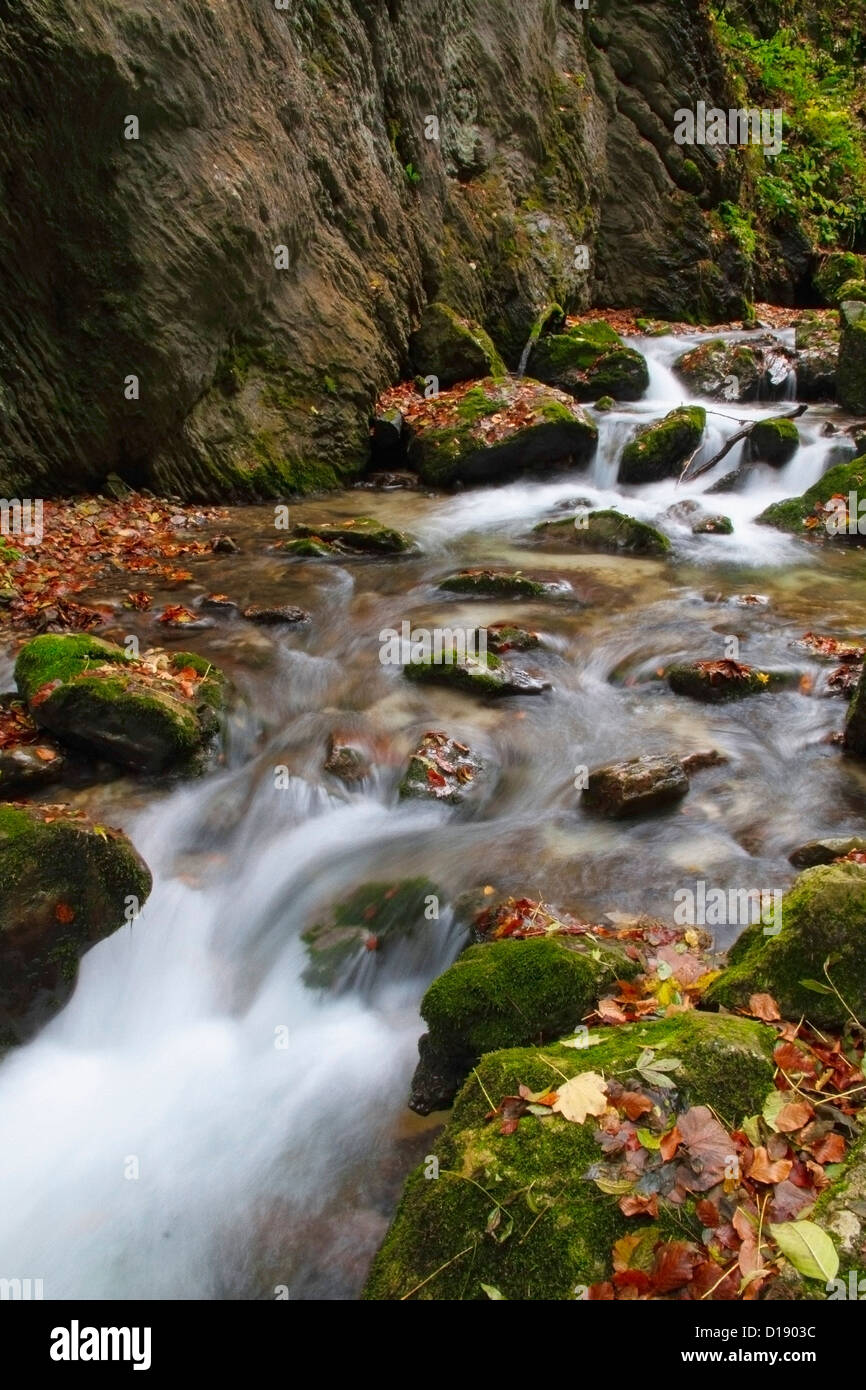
<box><xmin>409</xmin><ymin>302</ymin><xmax>506</xmax><ymax>389</ymax></box>
<box><xmin>409</xmin><ymin>935</ymin><xmax>640</xmax><ymax>1113</ymax></box>
<box><xmin>534</xmin><ymin>509</ymin><xmax>670</xmax><ymax>555</ymax></box>
<box><xmin>277</xmin><ymin>516</ymin><xmax>416</xmax><ymax>556</ymax></box>
<box><xmin>618</xmin><ymin>407</ymin><xmax>706</xmax><ymax>484</ymax></box>
<box><xmin>0</xmin><ymin>802</ymin><xmax>152</xmax><ymax>1045</ymax></box>
<box><xmin>705</xmin><ymin>861</ymin><xmax>866</xmax><ymax>1028</ymax></box>
<box><xmin>583</xmin><ymin>755</ymin><xmax>689</xmax><ymax>818</ymax></box>
<box><xmin>14</xmin><ymin>634</ymin><xmax>226</xmax><ymax>775</ymax></box>
<box><xmin>301</xmin><ymin>878</ymin><xmax>440</xmax><ymax>989</ymax></box>
<box><xmin>404</xmin><ymin>647</ymin><xmax>548</xmax><ymax>698</ymax></box>
<box><xmin>757</xmin><ymin>455</ymin><xmax>866</xmax><ymax>536</ymax></box>
<box><xmin>404</xmin><ymin>378</ymin><xmax>598</xmax><ymax>487</ymax></box>
<box><xmin>530</xmin><ymin>319</ymin><xmax>649</xmax><ymax>403</ymax></box>
<box><xmin>666</xmin><ymin>659</ymin><xmax>799</xmax><ymax>702</ymax></box>
<box><xmin>439</xmin><ymin>569</ymin><xmax>568</xmax><ymax>599</ymax></box>
<box><xmin>366</xmin><ymin>1012</ymin><xmax>776</xmax><ymax>1300</ymax></box>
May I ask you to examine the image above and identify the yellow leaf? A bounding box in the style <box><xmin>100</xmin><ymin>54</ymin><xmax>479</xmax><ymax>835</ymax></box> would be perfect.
<box><xmin>551</xmin><ymin>1071</ymin><xmax>608</xmax><ymax>1124</ymax></box>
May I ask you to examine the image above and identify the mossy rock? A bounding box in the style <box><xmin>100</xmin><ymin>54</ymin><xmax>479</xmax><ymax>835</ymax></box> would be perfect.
<box><xmin>838</xmin><ymin>306</ymin><xmax>866</xmax><ymax>415</ymax></box>
<box><xmin>667</xmin><ymin>660</ymin><xmax>797</xmax><ymax>702</ymax></box>
<box><xmin>692</xmin><ymin>513</ymin><xmax>733</xmax><ymax>535</ymax></box>
<box><xmin>618</xmin><ymin>407</ymin><xmax>706</xmax><ymax>484</ymax></box>
<box><xmin>0</xmin><ymin>802</ymin><xmax>152</xmax><ymax>1044</ymax></box>
<box><xmin>814</xmin><ymin>252</ymin><xmax>865</xmax><ymax>307</ymax></box>
<box><xmin>837</xmin><ymin>280</ymin><xmax>866</xmax><ymax>306</ymax></box>
<box><xmin>410</xmin><ymin>935</ymin><xmax>641</xmax><ymax>1113</ymax></box>
<box><xmin>404</xmin><ymin>646</ymin><xmax>547</xmax><ymax>698</ymax></box>
<box><xmin>749</xmin><ymin>417</ymin><xmax>800</xmax><ymax>467</ymax></box>
<box><xmin>705</xmin><ymin>862</ymin><xmax>866</xmax><ymax>1029</ymax></box>
<box><xmin>594</xmin><ymin>396</ymin><xmax>616</xmax><ymax>412</ymax></box>
<box><xmin>366</xmin><ymin>1012</ymin><xmax>776</xmax><ymax>1300</ymax></box>
<box><xmin>757</xmin><ymin>455</ymin><xmax>866</xmax><ymax>536</ymax></box>
<box><xmin>277</xmin><ymin>516</ymin><xmax>416</xmax><ymax>556</ymax></box>
<box><xmin>404</xmin><ymin>378</ymin><xmax>597</xmax><ymax>487</ymax></box>
<box><xmin>530</xmin><ymin>320</ymin><xmax>649</xmax><ymax>403</ymax></box>
<box><xmin>795</xmin><ymin>311</ymin><xmax>840</xmax><ymax>401</ymax></box>
<box><xmin>301</xmin><ymin>878</ymin><xmax>440</xmax><ymax>989</ymax></box>
<box><xmin>439</xmin><ymin>569</ymin><xmax>564</xmax><ymax>599</ymax></box>
<box><xmin>409</xmin><ymin>302</ymin><xmax>506</xmax><ymax>389</ymax></box>
<box><xmin>812</xmin><ymin>1129</ymin><xmax>866</xmax><ymax>1283</ymax></box>
<box><xmin>674</xmin><ymin>339</ymin><xmax>761</xmax><ymax>401</ymax></box>
<box><xmin>534</xmin><ymin>509</ymin><xmax>670</xmax><ymax>556</ymax></box>
<box><xmin>14</xmin><ymin>634</ymin><xmax>226</xmax><ymax>775</ymax></box>
<box><xmin>399</xmin><ymin>732</ymin><xmax>485</xmax><ymax>804</ymax></box>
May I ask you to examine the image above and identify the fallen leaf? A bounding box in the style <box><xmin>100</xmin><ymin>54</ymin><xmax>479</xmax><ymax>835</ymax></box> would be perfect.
<box><xmin>552</xmin><ymin>1071</ymin><xmax>608</xmax><ymax>1124</ymax></box>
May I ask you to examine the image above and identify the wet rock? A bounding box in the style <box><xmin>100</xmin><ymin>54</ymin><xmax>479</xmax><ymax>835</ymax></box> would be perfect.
<box><xmin>103</xmin><ymin>472</ymin><xmax>132</xmax><ymax>501</ymax></box>
<box><xmin>408</xmin><ymin>934</ymin><xmax>641</xmax><ymax>1114</ymax></box>
<box><xmin>529</xmin><ymin>319</ymin><xmax>649</xmax><ymax>402</ymax></box>
<box><xmin>14</xmin><ymin>634</ymin><xmax>226</xmax><ymax>775</ymax></box>
<box><xmin>399</xmin><ymin>731</ymin><xmax>484</xmax><ymax>804</ymax></box>
<box><xmin>692</xmin><ymin>513</ymin><xmax>733</xmax><ymax>535</ymax></box>
<box><xmin>594</xmin><ymin>395</ymin><xmax>616</xmax><ymax>411</ymax></box>
<box><xmin>355</xmin><ymin>470</ymin><xmax>421</xmax><ymax>491</ymax></box>
<box><xmin>404</xmin><ymin>646</ymin><xmax>549</xmax><ymax>698</ymax></box>
<box><xmin>277</xmin><ymin>516</ymin><xmax>416</xmax><ymax>556</ymax></box>
<box><xmin>369</xmin><ymin>1013</ymin><xmax>776</xmax><ymax>1297</ymax></box>
<box><xmin>486</xmin><ymin>623</ymin><xmax>541</xmax><ymax>653</ymax></box>
<box><xmin>439</xmin><ymin>569</ymin><xmax>568</xmax><ymax>599</ymax></box>
<box><xmin>758</xmin><ymin>455</ymin><xmax>866</xmax><ymax>536</ymax></box>
<box><xmin>198</xmin><ymin>595</ymin><xmax>241</xmax><ymax>617</ymax></box>
<box><xmin>0</xmin><ymin>802</ymin><xmax>152</xmax><ymax>1045</ymax></box>
<box><xmin>814</xmin><ymin>252</ymin><xmax>865</xmax><ymax>306</ymax></box>
<box><xmin>535</xmin><ymin>508</ymin><xmax>671</xmax><ymax>555</ymax></box>
<box><xmin>301</xmin><ymin>879</ymin><xmax>440</xmax><ymax>989</ymax></box>
<box><xmin>789</xmin><ymin>836</ymin><xmax>866</xmax><ymax>868</ymax></box>
<box><xmin>705</xmin><ymin>861</ymin><xmax>866</xmax><ymax>1028</ymax></box>
<box><xmin>211</xmin><ymin>535</ymin><xmax>239</xmax><ymax>554</ymax></box>
<box><xmin>667</xmin><ymin>659</ymin><xmax>799</xmax><ymax>702</ymax></box>
<box><xmin>403</xmin><ymin>378</ymin><xmax>598</xmax><ymax>487</ymax></box>
<box><xmin>618</xmin><ymin>406</ymin><xmax>706</xmax><ymax>484</ymax></box>
<box><xmin>844</xmin><ymin>662</ymin><xmax>866</xmax><ymax>754</ymax></box>
<box><xmin>795</xmin><ymin>312</ymin><xmax>840</xmax><ymax>400</ymax></box>
<box><xmin>243</xmin><ymin>604</ymin><xmax>310</xmax><ymax>625</ymax></box>
<box><xmin>408</xmin><ymin>302</ymin><xmax>506</xmax><ymax>389</ymax></box>
<box><xmin>748</xmin><ymin>416</ymin><xmax>800</xmax><ymax>467</ymax></box>
<box><xmin>0</xmin><ymin>743</ymin><xmax>67</xmax><ymax>795</ymax></box>
<box><xmin>368</xmin><ymin>408</ymin><xmax>405</xmax><ymax>471</ymax></box>
<box><xmin>674</xmin><ymin>336</ymin><xmax>794</xmax><ymax>402</ymax></box>
<box><xmin>324</xmin><ymin>736</ymin><xmax>371</xmax><ymax>784</ymax></box>
<box><xmin>680</xmin><ymin>749</ymin><xmax>728</xmax><ymax>774</ymax></box>
<box><xmin>838</xmin><ymin>301</ymin><xmax>866</xmax><ymax>415</ymax></box>
<box><xmin>583</xmin><ymin>754</ymin><xmax>689</xmax><ymax>818</ymax></box>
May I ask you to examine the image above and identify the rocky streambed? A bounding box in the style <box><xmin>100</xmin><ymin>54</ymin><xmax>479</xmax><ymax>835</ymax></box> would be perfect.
<box><xmin>4</xmin><ymin>311</ymin><xmax>866</xmax><ymax>1299</ymax></box>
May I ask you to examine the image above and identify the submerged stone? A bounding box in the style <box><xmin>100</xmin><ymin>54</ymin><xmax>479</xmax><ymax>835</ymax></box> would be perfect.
<box><xmin>583</xmin><ymin>755</ymin><xmax>689</xmax><ymax>818</ymax></box>
<box><xmin>301</xmin><ymin>878</ymin><xmax>440</xmax><ymax>989</ymax></box>
<box><xmin>667</xmin><ymin>659</ymin><xmax>798</xmax><ymax>702</ymax></box>
<box><xmin>404</xmin><ymin>645</ymin><xmax>548</xmax><ymax>698</ymax></box>
<box><xmin>439</xmin><ymin>569</ymin><xmax>568</xmax><ymax>599</ymax></box>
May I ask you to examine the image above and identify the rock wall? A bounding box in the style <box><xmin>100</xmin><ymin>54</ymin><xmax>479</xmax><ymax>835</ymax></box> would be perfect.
<box><xmin>0</xmin><ymin>0</ymin><xmax>764</xmax><ymax>499</ymax></box>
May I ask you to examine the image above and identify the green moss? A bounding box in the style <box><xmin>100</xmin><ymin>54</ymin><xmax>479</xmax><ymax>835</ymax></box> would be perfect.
<box><xmin>749</xmin><ymin>416</ymin><xmax>800</xmax><ymax>466</ymax></box>
<box><xmin>364</xmin><ymin>1012</ymin><xmax>775</xmax><ymax>1300</ymax></box>
<box><xmin>409</xmin><ymin>303</ymin><xmax>506</xmax><ymax>388</ymax></box>
<box><xmin>404</xmin><ymin>649</ymin><xmax>505</xmax><ymax>695</ymax></box>
<box><xmin>14</xmin><ymin>634</ymin><xmax>129</xmax><ymax>701</ymax></box>
<box><xmin>439</xmin><ymin>570</ymin><xmax>552</xmax><ymax>598</ymax></box>
<box><xmin>619</xmin><ymin>407</ymin><xmax>706</xmax><ymax>484</ymax></box>
<box><xmin>302</xmin><ymin>878</ymin><xmax>439</xmax><ymax>987</ymax></box>
<box><xmin>667</xmin><ymin>662</ymin><xmax>797</xmax><ymax>701</ymax></box>
<box><xmin>706</xmin><ymin>861</ymin><xmax>866</xmax><ymax>1027</ymax></box>
<box><xmin>836</xmin><ymin>279</ymin><xmax>866</xmax><ymax>305</ymax></box>
<box><xmin>757</xmin><ymin>454</ymin><xmax>866</xmax><ymax>534</ymax></box>
<box><xmin>535</xmin><ymin>509</ymin><xmax>671</xmax><ymax>556</ymax></box>
<box><xmin>531</xmin><ymin>322</ymin><xmax>649</xmax><ymax>403</ymax></box>
<box><xmin>815</xmin><ymin>253</ymin><xmax>866</xmax><ymax>304</ymax></box>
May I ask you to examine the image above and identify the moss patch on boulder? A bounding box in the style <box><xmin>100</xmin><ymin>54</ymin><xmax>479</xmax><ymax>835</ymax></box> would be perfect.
<box><xmin>749</xmin><ymin>417</ymin><xmax>800</xmax><ymax>467</ymax></box>
<box><xmin>534</xmin><ymin>508</ymin><xmax>671</xmax><ymax>555</ymax></box>
<box><xmin>618</xmin><ymin>407</ymin><xmax>706</xmax><ymax>485</ymax></box>
<box><xmin>757</xmin><ymin>455</ymin><xmax>866</xmax><ymax>535</ymax></box>
<box><xmin>814</xmin><ymin>252</ymin><xmax>865</xmax><ymax>306</ymax></box>
<box><xmin>302</xmin><ymin>878</ymin><xmax>440</xmax><ymax>989</ymax></box>
<box><xmin>530</xmin><ymin>320</ymin><xmax>649</xmax><ymax>403</ymax></box>
<box><xmin>277</xmin><ymin>516</ymin><xmax>416</xmax><ymax>556</ymax></box>
<box><xmin>439</xmin><ymin>569</ymin><xmax>565</xmax><ymax>599</ymax></box>
<box><xmin>667</xmin><ymin>659</ymin><xmax>798</xmax><ymax>702</ymax></box>
<box><xmin>409</xmin><ymin>302</ymin><xmax>506</xmax><ymax>388</ymax></box>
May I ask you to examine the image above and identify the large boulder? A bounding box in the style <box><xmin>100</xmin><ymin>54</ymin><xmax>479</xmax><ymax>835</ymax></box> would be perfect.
<box><xmin>674</xmin><ymin>336</ymin><xmax>795</xmax><ymax>402</ymax></box>
<box><xmin>529</xmin><ymin>319</ymin><xmax>649</xmax><ymax>402</ymax></box>
<box><xmin>404</xmin><ymin>378</ymin><xmax>598</xmax><ymax>487</ymax></box>
<box><xmin>837</xmin><ymin>301</ymin><xmax>866</xmax><ymax>415</ymax></box>
<box><xmin>813</xmin><ymin>252</ymin><xmax>866</xmax><ymax>306</ymax></box>
<box><xmin>618</xmin><ymin>407</ymin><xmax>706</xmax><ymax>484</ymax></box>
<box><xmin>534</xmin><ymin>509</ymin><xmax>670</xmax><ymax>555</ymax></box>
<box><xmin>757</xmin><ymin>455</ymin><xmax>866</xmax><ymax>537</ymax></box>
<box><xmin>14</xmin><ymin>634</ymin><xmax>226</xmax><ymax>774</ymax></box>
<box><xmin>705</xmin><ymin>861</ymin><xmax>866</xmax><ymax>1028</ymax></box>
<box><xmin>794</xmin><ymin>312</ymin><xmax>839</xmax><ymax>400</ymax></box>
<box><xmin>748</xmin><ymin>416</ymin><xmax>800</xmax><ymax>467</ymax></box>
<box><xmin>366</xmin><ymin>1012</ymin><xmax>777</xmax><ymax>1299</ymax></box>
<box><xmin>0</xmin><ymin>802</ymin><xmax>152</xmax><ymax>1044</ymax></box>
<box><xmin>409</xmin><ymin>302</ymin><xmax>505</xmax><ymax>388</ymax></box>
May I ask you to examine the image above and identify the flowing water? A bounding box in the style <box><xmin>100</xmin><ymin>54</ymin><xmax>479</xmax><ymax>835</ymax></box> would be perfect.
<box><xmin>2</xmin><ymin>331</ymin><xmax>866</xmax><ymax>1299</ymax></box>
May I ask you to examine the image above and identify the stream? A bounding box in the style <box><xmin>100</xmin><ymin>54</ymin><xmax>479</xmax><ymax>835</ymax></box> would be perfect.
<box><xmin>2</xmin><ymin>331</ymin><xmax>866</xmax><ymax>1299</ymax></box>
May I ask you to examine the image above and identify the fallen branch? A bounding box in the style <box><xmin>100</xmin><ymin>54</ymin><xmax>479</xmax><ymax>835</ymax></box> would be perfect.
<box><xmin>679</xmin><ymin>404</ymin><xmax>807</xmax><ymax>485</ymax></box>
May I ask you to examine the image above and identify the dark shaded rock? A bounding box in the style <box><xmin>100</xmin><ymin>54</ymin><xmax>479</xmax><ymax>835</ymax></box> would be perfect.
<box><xmin>408</xmin><ymin>302</ymin><xmax>505</xmax><ymax>388</ymax></box>
<box><xmin>243</xmin><ymin>604</ymin><xmax>310</xmax><ymax>625</ymax></box>
<box><xmin>211</xmin><ymin>535</ymin><xmax>239</xmax><ymax>554</ymax></box>
<box><xmin>844</xmin><ymin>661</ymin><xmax>866</xmax><ymax>754</ymax></box>
<box><xmin>0</xmin><ymin>803</ymin><xmax>152</xmax><ymax>1044</ymax></box>
<box><xmin>667</xmin><ymin>659</ymin><xmax>799</xmax><ymax>702</ymax></box>
<box><xmin>790</xmin><ymin>836</ymin><xmax>866</xmax><ymax>868</ymax></box>
<box><xmin>0</xmin><ymin>743</ymin><xmax>67</xmax><ymax>794</ymax></box>
<box><xmin>278</xmin><ymin>517</ymin><xmax>416</xmax><ymax>556</ymax></box>
<box><xmin>198</xmin><ymin>595</ymin><xmax>241</xmax><ymax>616</ymax></box>
<box><xmin>583</xmin><ymin>754</ymin><xmax>689</xmax><ymax>818</ymax></box>
<box><xmin>814</xmin><ymin>252</ymin><xmax>865</xmax><ymax>306</ymax></box>
<box><xmin>674</xmin><ymin>337</ymin><xmax>794</xmax><ymax>401</ymax></box>
<box><xmin>324</xmin><ymin>736</ymin><xmax>372</xmax><ymax>784</ymax></box>
<box><xmin>369</xmin><ymin>409</ymin><xmax>405</xmax><ymax>472</ymax></box>
<box><xmin>439</xmin><ymin>569</ymin><xmax>568</xmax><ymax>599</ymax></box>
<box><xmin>795</xmin><ymin>312</ymin><xmax>839</xmax><ymax>400</ymax></box>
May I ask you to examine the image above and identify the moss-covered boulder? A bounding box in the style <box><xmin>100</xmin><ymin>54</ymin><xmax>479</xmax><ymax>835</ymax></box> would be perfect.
<box><xmin>749</xmin><ymin>417</ymin><xmax>800</xmax><ymax>467</ymax></box>
<box><xmin>486</xmin><ymin>624</ymin><xmax>541</xmax><ymax>653</ymax></box>
<box><xmin>409</xmin><ymin>302</ymin><xmax>506</xmax><ymax>389</ymax></box>
<box><xmin>812</xmin><ymin>1130</ymin><xmax>866</xmax><ymax>1282</ymax></box>
<box><xmin>757</xmin><ymin>455</ymin><xmax>866</xmax><ymax>536</ymax></box>
<box><xmin>367</xmin><ymin>1012</ymin><xmax>776</xmax><ymax>1299</ymax></box>
<box><xmin>692</xmin><ymin>513</ymin><xmax>734</xmax><ymax>535</ymax></box>
<box><xmin>404</xmin><ymin>645</ymin><xmax>548</xmax><ymax>698</ymax></box>
<box><xmin>14</xmin><ymin>634</ymin><xmax>226</xmax><ymax>775</ymax></box>
<box><xmin>843</xmin><ymin>661</ymin><xmax>866</xmax><ymax>754</ymax></box>
<box><xmin>837</xmin><ymin>301</ymin><xmax>866</xmax><ymax>415</ymax></box>
<box><xmin>0</xmin><ymin>803</ymin><xmax>152</xmax><ymax>1044</ymax></box>
<box><xmin>439</xmin><ymin>569</ymin><xmax>566</xmax><ymax>599</ymax></box>
<box><xmin>583</xmin><ymin>755</ymin><xmax>689</xmax><ymax>818</ymax></box>
<box><xmin>794</xmin><ymin>312</ymin><xmax>840</xmax><ymax>400</ymax></box>
<box><xmin>276</xmin><ymin>516</ymin><xmax>416</xmax><ymax>556</ymax></box>
<box><xmin>837</xmin><ymin>280</ymin><xmax>866</xmax><ymax>306</ymax></box>
<box><xmin>674</xmin><ymin>339</ymin><xmax>761</xmax><ymax>401</ymax></box>
<box><xmin>534</xmin><ymin>509</ymin><xmax>671</xmax><ymax>556</ymax></box>
<box><xmin>814</xmin><ymin>252</ymin><xmax>865</xmax><ymax>306</ymax></box>
<box><xmin>530</xmin><ymin>320</ymin><xmax>649</xmax><ymax>403</ymax></box>
<box><xmin>302</xmin><ymin>879</ymin><xmax>440</xmax><ymax>989</ymax></box>
<box><xmin>706</xmin><ymin>862</ymin><xmax>866</xmax><ymax>1028</ymax></box>
<box><xmin>404</xmin><ymin>378</ymin><xmax>598</xmax><ymax>487</ymax></box>
<box><xmin>618</xmin><ymin>407</ymin><xmax>706</xmax><ymax>484</ymax></box>
<box><xmin>667</xmin><ymin>659</ymin><xmax>798</xmax><ymax>702</ymax></box>
<box><xmin>409</xmin><ymin>934</ymin><xmax>640</xmax><ymax>1114</ymax></box>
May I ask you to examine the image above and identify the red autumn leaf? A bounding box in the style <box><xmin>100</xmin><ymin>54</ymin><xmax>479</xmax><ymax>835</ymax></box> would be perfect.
<box><xmin>747</xmin><ymin>1146</ymin><xmax>793</xmax><ymax>1184</ymax></box>
<box><xmin>774</xmin><ymin>1041</ymin><xmax>818</xmax><ymax>1078</ymax></box>
<box><xmin>30</xmin><ymin>680</ymin><xmax>60</xmax><ymax>708</ymax></box>
<box><xmin>652</xmin><ymin>1241</ymin><xmax>702</xmax><ymax>1294</ymax></box>
<box><xmin>660</xmin><ymin>1123</ymin><xmax>682</xmax><ymax>1161</ymax></box>
<box><xmin>676</xmin><ymin>1107</ymin><xmax>732</xmax><ymax>1191</ymax></box>
<box><xmin>588</xmin><ymin>1282</ymin><xmax>615</xmax><ymax>1300</ymax></box>
<box><xmin>612</xmin><ymin>1269</ymin><xmax>653</xmax><ymax>1293</ymax></box>
<box><xmin>426</xmin><ymin>767</ymin><xmax>447</xmax><ymax>788</ymax></box>
<box><xmin>775</xmin><ymin>1101</ymin><xmax>814</xmax><ymax>1133</ymax></box>
<box><xmin>696</xmin><ymin>1199</ymin><xmax>721</xmax><ymax>1228</ymax></box>
<box><xmin>690</xmin><ymin>1259</ymin><xmax>739</xmax><ymax>1300</ymax></box>
<box><xmin>34</xmin><ymin>746</ymin><xmax>57</xmax><ymax>761</ymax></box>
<box><xmin>618</xmin><ymin>1091</ymin><xmax>653</xmax><ymax>1120</ymax></box>
<box><xmin>54</xmin><ymin>901</ymin><xmax>75</xmax><ymax>924</ymax></box>
<box><xmin>809</xmin><ymin>1132</ymin><xmax>846</xmax><ymax>1164</ymax></box>
<box><xmin>597</xmin><ymin>997</ymin><xmax>629</xmax><ymax>1024</ymax></box>
<box><xmin>748</xmin><ymin>992</ymin><xmax>781</xmax><ymax>1022</ymax></box>
<box><xmin>620</xmin><ymin>1193</ymin><xmax>659</xmax><ymax>1218</ymax></box>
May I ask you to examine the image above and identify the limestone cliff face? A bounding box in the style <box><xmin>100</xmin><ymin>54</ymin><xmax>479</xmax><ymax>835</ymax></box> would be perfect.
<box><xmin>0</xmin><ymin>0</ymin><xmax>761</xmax><ymax>499</ymax></box>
